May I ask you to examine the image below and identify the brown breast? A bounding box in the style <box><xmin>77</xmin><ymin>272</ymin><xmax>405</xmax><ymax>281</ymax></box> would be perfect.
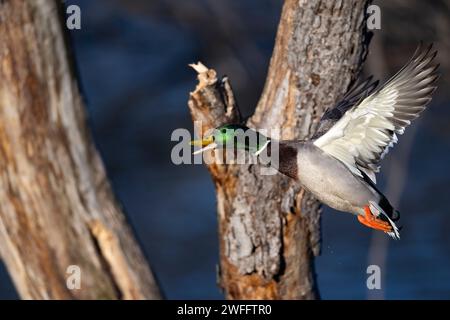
<box><xmin>276</xmin><ymin>143</ymin><xmax>298</xmax><ymax>180</ymax></box>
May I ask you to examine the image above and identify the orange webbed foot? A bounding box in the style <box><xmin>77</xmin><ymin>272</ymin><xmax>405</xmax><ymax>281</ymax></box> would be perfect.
<box><xmin>357</xmin><ymin>206</ymin><xmax>392</xmax><ymax>232</ymax></box>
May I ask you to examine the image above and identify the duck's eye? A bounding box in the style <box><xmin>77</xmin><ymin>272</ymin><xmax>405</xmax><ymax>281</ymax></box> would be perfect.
<box><xmin>221</xmin><ymin>128</ymin><xmax>227</xmax><ymax>134</ymax></box>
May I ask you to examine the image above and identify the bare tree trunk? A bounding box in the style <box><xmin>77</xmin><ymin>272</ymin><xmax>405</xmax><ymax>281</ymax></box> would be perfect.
<box><xmin>0</xmin><ymin>0</ymin><xmax>161</xmax><ymax>299</ymax></box>
<box><xmin>188</xmin><ymin>0</ymin><xmax>371</xmax><ymax>299</ymax></box>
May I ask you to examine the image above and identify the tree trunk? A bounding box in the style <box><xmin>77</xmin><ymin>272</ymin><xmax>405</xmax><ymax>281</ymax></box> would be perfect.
<box><xmin>188</xmin><ymin>0</ymin><xmax>371</xmax><ymax>299</ymax></box>
<box><xmin>0</xmin><ymin>0</ymin><xmax>161</xmax><ymax>299</ymax></box>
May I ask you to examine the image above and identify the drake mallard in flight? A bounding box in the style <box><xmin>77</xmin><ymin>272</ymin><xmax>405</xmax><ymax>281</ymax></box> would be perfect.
<box><xmin>191</xmin><ymin>44</ymin><xmax>439</xmax><ymax>240</ymax></box>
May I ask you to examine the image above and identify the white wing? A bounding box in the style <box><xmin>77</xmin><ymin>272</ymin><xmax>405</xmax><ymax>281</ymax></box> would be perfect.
<box><xmin>314</xmin><ymin>44</ymin><xmax>439</xmax><ymax>182</ymax></box>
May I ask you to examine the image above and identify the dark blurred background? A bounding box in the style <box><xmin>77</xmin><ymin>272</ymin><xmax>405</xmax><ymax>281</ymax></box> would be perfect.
<box><xmin>1</xmin><ymin>0</ymin><xmax>449</xmax><ymax>299</ymax></box>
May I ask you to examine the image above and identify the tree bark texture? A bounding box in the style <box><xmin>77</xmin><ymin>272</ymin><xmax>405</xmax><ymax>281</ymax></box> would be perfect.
<box><xmin>0</xmin><ymin>0</ymin><xmax>161</xmax><ymax>299</ymax></box>
<box><xmin>189</xmin><ymin>0</ymin><xmax>371</xmax><ymax>299</ymax></box>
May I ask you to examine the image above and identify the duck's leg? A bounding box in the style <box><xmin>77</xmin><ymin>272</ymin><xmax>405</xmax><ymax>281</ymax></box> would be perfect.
<box><xmin>357</xmin><ymin>206</ymin><xmax>392</xmax><ymax>232</ymax></box>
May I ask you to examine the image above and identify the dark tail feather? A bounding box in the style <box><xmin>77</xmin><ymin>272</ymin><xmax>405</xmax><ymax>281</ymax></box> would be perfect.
<box><xmin>369</xmin><ymin>201</ymin><xmax>401</xmax><ymax>240</ymax></box>
<box><xmin>360</xmin><ymin>171</ymin><xmax>401</xmax><ymax>222</ymax></box>
<box><xmin>379</xmin><ymin>196</ymin><xmax>400</xmax><ymax>222</ymax></box>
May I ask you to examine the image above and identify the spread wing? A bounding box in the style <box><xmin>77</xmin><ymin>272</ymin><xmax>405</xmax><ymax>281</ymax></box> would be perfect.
<box><xmin>313</xmin><ymin>44</ymin><xmax>439</xmax><ymax>183</ymax></box>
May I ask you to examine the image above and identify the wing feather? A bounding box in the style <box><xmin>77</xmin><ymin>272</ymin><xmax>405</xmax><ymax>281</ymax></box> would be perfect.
<box><xmin>314</xmin><ymin>44</ymin><xmax>439</xmax><ymax>183</ymax></box>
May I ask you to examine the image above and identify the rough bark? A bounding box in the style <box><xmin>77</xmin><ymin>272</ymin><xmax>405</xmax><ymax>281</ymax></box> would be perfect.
<box><xmin>0</xmin><ymin>0</ymin><xmax>161</xmax><ymax>299</ymax></box>
<box><xmin>188</xmin><ymin>0</ymin><xmax>371</xmax><ymax>299</ymax></box>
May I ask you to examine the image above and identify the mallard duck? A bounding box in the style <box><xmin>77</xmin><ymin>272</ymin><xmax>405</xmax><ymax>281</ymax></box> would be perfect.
<box><xmin>191</xmin><ymin>44</ymin><xmax>439</xmax><ymax>239</ymax></box>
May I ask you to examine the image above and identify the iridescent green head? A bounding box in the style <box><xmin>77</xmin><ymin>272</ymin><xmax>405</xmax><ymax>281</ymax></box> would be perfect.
<box><xmin>190</xmin><ymin>124</ymin><xmax>270</xmax><ymax>155</ymax></box>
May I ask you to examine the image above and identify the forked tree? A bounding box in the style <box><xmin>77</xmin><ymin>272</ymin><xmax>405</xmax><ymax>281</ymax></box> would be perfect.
<box><xmin>188</xmin><ymin>0</ymin><xmax>371</xmax><ymax>299</ymax></box>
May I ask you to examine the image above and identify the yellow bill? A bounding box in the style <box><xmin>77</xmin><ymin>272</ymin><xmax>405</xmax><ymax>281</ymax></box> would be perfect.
<box><xmin>190</xmin><ymin>135</ymin><xmax>217</xmax><ymax>155</ymax></box>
